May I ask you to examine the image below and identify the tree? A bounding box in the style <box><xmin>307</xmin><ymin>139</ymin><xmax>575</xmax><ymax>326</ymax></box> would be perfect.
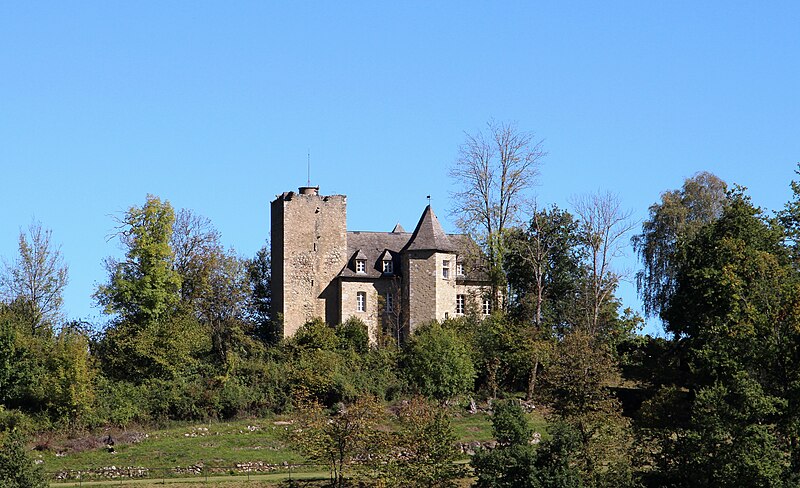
<box><xmin>41</xmin><ymin>324</ymin><xmax>96</xmax><ymax>427</ymax></box>
<box><xmin>544</xmin><ymin>331</ymin><xmax>635</xmax><ymax>487</ymax></box>
<box><xmin>196</xmin><ymin>249</ymin><xmax>252</xmax><ymax>368</ymax></box>
<box><xmin>369</xmin><ymin>396</ymin><xmax>464</xmax><ymax>487</ymax></box>
<box><xmin>646</xmin><ymin>188</ymin><xmax>798</xmax><ymax>484</ymax></box>
<box><xmin>504</xmin><ymin>205</ymin><xmax>584</xmax><ymax>398</ymax></box>
<box><xmin>93</xmin><ymin>195</ymin><xmax>204</xmax><ymax>381</ymax></box>
<box><xmin>171</xmin><ymin>208</ymin><xmax>222</xmax><ymax>307</ymax></box>
<box><xmin>0</xmin><ymin>429</ymin><xmax>48</xmax><ymax>488</ymax></box>
<box><xmin>472</xmin><ymin>400</ymin><xmax>582</xmax><ymax>488</ymax></box>
<box><xmin>246</xmin><ymin>244</ymin><xmax>275</xmax><ymax>343</ymax></box>
<box><xmin>402</xmin><ymin>322</ymin><xmax>476</xmax><ymax>401</ymax></box>
<box><xmin>505</xmin><ymin>205</ymin><xmax>583</xmax><ymax>329</ymax></box>
<box><xmin>289</xmin><ymin>395</ymin><xmax>386</xmax><ymax>488</ymax></box>
<box><xmin>571</xmin><ymin>191</ymin><xmax>634</xmax><ymax>336</ymax></box>
<box><xmin>632</xmin><ymin>171</ymin><xmax>727</xmax><ymax>319</ymax></box>
<box><xmin>95</xmin><ymin>195</ymin><xmax>181</xmax><ymax>325</ymax></box>
<box><xmin>450</xmin><ymin>121</ymin><xmax>546</xmax><ymax>308</ymax></box>
<box><xmin>0</xmin><ymin>221</ymin><xmax>68</xmax><ymax>334</ymax></box>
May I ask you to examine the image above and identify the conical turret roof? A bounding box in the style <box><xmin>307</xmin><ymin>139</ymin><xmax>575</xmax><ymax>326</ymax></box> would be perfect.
<box><xmin>403</xmin><ymin>206</ymin><xmax>454</xmax><ymax>252</ymax></box>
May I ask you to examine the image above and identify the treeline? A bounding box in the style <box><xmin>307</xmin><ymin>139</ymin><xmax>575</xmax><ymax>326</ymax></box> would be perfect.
<box><xmin>4</xmin><ymin>163</ymin><xmax>800</xmax><ymax>486</ymax></box>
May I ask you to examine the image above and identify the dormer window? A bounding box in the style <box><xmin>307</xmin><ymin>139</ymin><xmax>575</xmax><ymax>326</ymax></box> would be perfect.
<box><xmin>456</xmin><ymin>262</ymin><xmax>464</xmax><ymax>276</ymax></box>
<box><xmin>382</xmin><ymin>260</ymin><xmax>394</xmax><ymax>274</ymax></box>
<box><xmin>356</xmin><ymin>259</ymin><xmax>366</xmax><ymax>273</ymax></box>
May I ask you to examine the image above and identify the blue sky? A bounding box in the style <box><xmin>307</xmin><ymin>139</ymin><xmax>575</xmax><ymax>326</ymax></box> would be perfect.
<box><xmin>1</xmin><ymin>2</ymin><xmax>798</xmax><ymax>334</ymax></box>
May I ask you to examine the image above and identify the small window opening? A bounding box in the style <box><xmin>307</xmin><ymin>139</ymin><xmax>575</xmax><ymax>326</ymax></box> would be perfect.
<box><xmin>456</xmin><ymin>294</ymin><xmax>465</xmax><ymax>314</ymax></box>
<box><xmin>357</xmin><ymin>291</ymin><xmax>366</xmax><ymax>312</ymax></box>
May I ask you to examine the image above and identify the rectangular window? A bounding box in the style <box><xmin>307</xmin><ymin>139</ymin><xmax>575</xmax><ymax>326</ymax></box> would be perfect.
<box><xmin>385</xmin><ymin>294</ymin><xmax>393</xmax><ymax>313</ymax></box>
<box><xmin>456</xmin><ymin>262</ymin><xmax>464</xmax><ymax>276</ymax></box>
<box><xmin>382</xmin><ymin>260</ymin><xmax>393</xmax><ymax>274</ymax></box>
<box><xmin>356</xmin><ymin>260</ymin><xmax>366</xmax><ymax>273</ymax></box>
<box><xmin>357</xmin><ymin>291</ymin><xmax>366</xmax><ymax>312</ymax></box>
<box><xmin>456</xmin><ymin>294</ymin><xmax>465</xmax><ymax>314</ymax></box>
<box><xmin>483</xmin><ymin>298</ymin><xmax>491</xmax><ymax>315</ymax></box>
<box><xmin>442</xmin><ymin>260</ymin><xmax>450</xmax><ymax>279</ymax></box>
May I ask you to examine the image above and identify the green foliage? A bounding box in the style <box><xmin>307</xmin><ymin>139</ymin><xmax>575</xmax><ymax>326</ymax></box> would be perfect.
<box><xmin>246</xmin><ymin>244</ymin><xmax>275</xmax><ymax>343</ymax></box>
<box><xmin>504</xmin><ymin>205</ymin><xmax>584</xmax><ymax>331</ymax></box>
<box><xmin>93</xmin><ymin>196</ymin><xmax>213</xmax><ymax>382</ymax></box>
<box><xmin>40</xmin><ymin>325</ymin><xmax>95</xmax><ymax>427</ymax></box>
<box><xmin>367</xmin><ymin>396</ymin><xmax>464</xmax><ymax>487</ymax></box>
<box><xmin>632</xmin><ymin>172</ymin><xmax>727</xmax><ymax>319</ymax></box>
<box><xmin>0</xmin><ymin>220</ymin><xmax>69</xmax><ymax>334</ymax></box>
<box><xmin>289</xmin><ymin>319</ymin><xmax>339</xmax><ymax>351</ymax></box>
<box><xmin>336</xmin><ymin>317</ymin><xmax>369</xmax><ymax>354</ymax></box>
<box><xmin>92</xmin><ymin>376</ymin><xmax>148</xmax><ymax>427</ymax></box>
<box><xmin>0</xmin><ymin>429</ymin><xmax>47</xmax><ymax>488</ymax></box>
<box><xmin>654</xmin><ymin>378</ymin><xmax>787</xmax><ymax>487</ymax></box>
<box><xmin>402</xmin><ymin>322</ymin><xmax>476</xmax><ymax>401</ymax></box>
<box><xmin>491</xmin><ymin>401</ymin><xmax>533</xmax><ymax>446</ymax></box>
<box><xmin>544</xmin><ymin>331</ymin><xmax>635</xmax><ymax>487</ymax></box>
<box><xmin>468</xmin><ymin>314</ymin><xmax>536</xmax><ymax>397</ymax></box>
<box><xmin>289</xmin><ymin>395</ymin><xmax>386</xmax><ymax>488</ymax></box>
<box><xmin>472</xmin><ymin>401</ymin><xmax>582</xmax><ymax>488</ymax></box>
<box><xmin>95</xmin><ymin>194</ymin><xmax>182</xmax><ymax>325</ymax></box>
<box><xmin>95</xmin><ymin>311</ymin><xmax>209</xmax><ymax>381</ymax></box>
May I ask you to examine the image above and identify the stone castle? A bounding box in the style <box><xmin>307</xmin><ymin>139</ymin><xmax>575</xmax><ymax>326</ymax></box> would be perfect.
<box><xmin>271</xmin><ymin>186</ymin><xmax>492</xmax><ymax>340</ymax></box>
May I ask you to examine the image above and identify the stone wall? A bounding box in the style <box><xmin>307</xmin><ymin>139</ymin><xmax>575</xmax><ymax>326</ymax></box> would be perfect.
<box><xmin>271</xmin><ymin>190</ymin><xmax>348</xmax><ymax>338</ymax></box>
<box><xmin>339</xmin><ymin>279</ymin><xmax>398</xmax><ymax>343</ymax></box>
<box><xmin>404</xmin><ymin>250</ymin><xmax>458</xmax><ymax>333</ymax></box>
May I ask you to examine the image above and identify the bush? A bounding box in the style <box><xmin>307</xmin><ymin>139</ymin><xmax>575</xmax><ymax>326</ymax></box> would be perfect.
<box><xmin>0</xmin><ymin>429</ymin><xmax>48</xmax><ymax>488</ymax></box>
<box><xmin>402</xmin><ymin>322</ymin><xmax>476</xmax><ymax>401</ymax></box>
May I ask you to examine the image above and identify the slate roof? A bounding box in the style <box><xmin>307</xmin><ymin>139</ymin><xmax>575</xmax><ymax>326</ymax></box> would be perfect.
<box><xmin>402</xmin><ymin>206</ymin><xmax>455</xmax><ymax>252</ymax></box>
<box><xmin>340</xmin><ymin>231</ymin><xmax>411</xmax><ymax>279</ymax></box>
<box><xmin>337</xmin><ymin>206</ymin><xmax>488</xmax><ymax>281</ymax></box>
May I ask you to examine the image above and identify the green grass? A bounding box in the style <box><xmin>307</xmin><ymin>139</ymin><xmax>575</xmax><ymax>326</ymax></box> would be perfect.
<box><xmin>39</xmin><ymin>409</ymin><xmax>548</xmax><ymax>483</ymax></box>
<box><xmin>39</xmin><ymin>418</ymin><xmax>306</xmax><ymax>480</ymax></box>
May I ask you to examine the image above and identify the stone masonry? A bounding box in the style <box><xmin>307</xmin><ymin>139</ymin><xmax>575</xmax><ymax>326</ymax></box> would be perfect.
<box><xmin>271</xmin><ymin>186</ymin><xmax>491</xmax><ymax>341</ymax></box>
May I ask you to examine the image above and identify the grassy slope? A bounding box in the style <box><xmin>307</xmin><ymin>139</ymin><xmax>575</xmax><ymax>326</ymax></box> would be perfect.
<box><xmin>39</xmin><ymin>410</ymin><xmax>547</xmax><ymax>480</ymax></box>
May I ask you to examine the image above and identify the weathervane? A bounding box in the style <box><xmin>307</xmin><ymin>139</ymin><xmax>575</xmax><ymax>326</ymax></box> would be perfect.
<box><xmin>426</xmin><ymin>195</ymin><xmax>431</xmax><ymax>206</ymax></box>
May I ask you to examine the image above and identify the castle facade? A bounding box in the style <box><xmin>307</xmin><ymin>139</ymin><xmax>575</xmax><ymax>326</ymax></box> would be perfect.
<box><xmin>271</xmin><ymin>186</ymin><xmax>491</xmax><ymax>340</ymax></box>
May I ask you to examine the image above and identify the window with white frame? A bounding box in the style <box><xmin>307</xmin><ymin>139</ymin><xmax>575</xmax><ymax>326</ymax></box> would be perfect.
<box><xmin>385</xmin><ymin>294</ymin><xmax>393</xmax><ymax>313</ymax></box>
<box><xmin>442</xmin><ymin>260</ymin><xmax>450</xmax><ymax>279</ymax></box>
<box><xmin>356</xmin><ymin>259</ymin><xmax>366</xmax><ymax>274</ymax></box>
<box><xmin>456</xmin><ymin>294</ymin><xmax>465</xmax><ymax>314</ymax></box>
<box><xmin>483</xmin><ymin>298</ymin><xmax>491</xmax><ymax>315</ymax></box>
<box><xmin>357</xmin><ymin>291</ymin><xmax>366</xmax><ymax>312</ymax></box>
<box><xmin>382</xmin><ymin>260</ymin><xmax>393</xmax><ymax>274</ymax></box>
<box><xmin>456</xmin><ymin>262</ymin><xmax>464</xmax><ymax>276</ymax></box>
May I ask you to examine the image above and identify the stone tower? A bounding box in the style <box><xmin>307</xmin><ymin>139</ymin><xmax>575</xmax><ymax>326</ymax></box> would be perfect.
<box><xmin>271</xmin><ymin>186</ymin><xmax>348</xmax><ymax>338</ymax></box>
<box><xmin>401</xmin><ymin>206</ymin><xmax>457</xmax><ymax>334</ymax></box>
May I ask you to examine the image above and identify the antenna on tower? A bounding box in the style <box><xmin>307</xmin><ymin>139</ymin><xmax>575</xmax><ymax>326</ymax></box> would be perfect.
<box><xmin>307</xmin><ymin>150</ymin><xmax>311</xmax><ymax>186</ymax></box>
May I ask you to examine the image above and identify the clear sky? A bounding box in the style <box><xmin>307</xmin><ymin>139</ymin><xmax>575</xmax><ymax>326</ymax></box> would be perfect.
<box><xmin>1</xmin><ymin>2</ymin><xmax>798</xmax><ymax>334</ymax></box>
